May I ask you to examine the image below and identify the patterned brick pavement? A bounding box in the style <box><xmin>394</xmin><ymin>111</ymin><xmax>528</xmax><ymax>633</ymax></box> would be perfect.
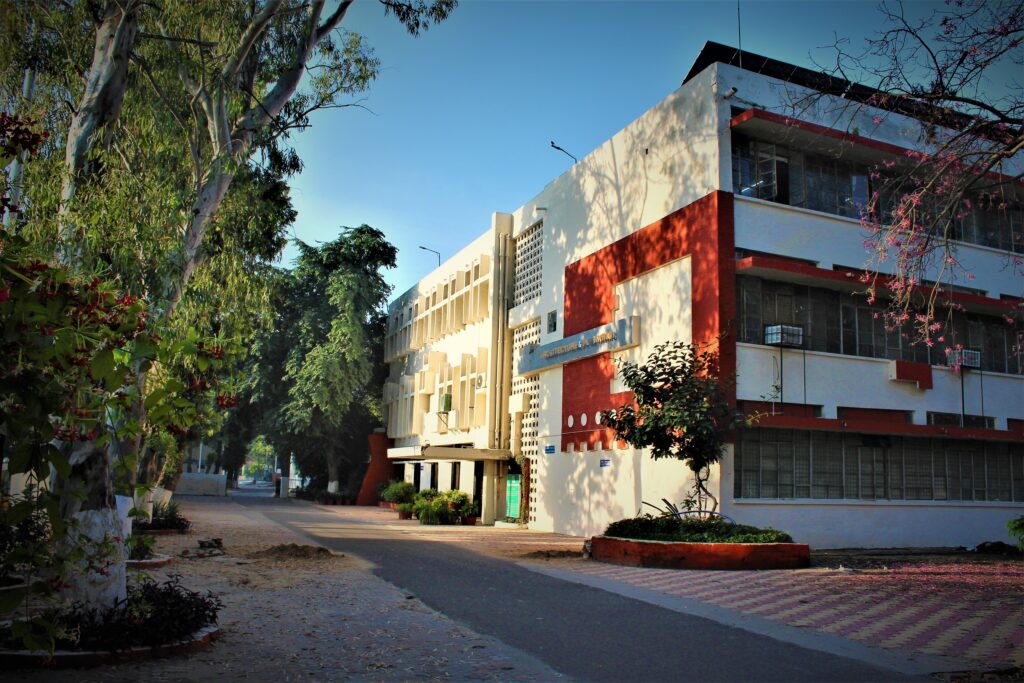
<box><xmin>559</xmin><ymin>560</ymin><xmax>1024</xmax><ymax>669</ymax></box>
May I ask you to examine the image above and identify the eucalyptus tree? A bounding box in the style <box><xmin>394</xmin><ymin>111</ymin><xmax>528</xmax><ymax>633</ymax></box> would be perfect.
<box><xmin>1</xmin><ymin>0</ymin><xmax>455</xmax><ymax>608</ymax></box>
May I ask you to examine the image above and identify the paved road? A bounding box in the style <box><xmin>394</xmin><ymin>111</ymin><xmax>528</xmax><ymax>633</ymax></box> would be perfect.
<box><xmin>235</xmin><ymin>497</ymin><xmax>930</xmax><ymax>683</ymax></box>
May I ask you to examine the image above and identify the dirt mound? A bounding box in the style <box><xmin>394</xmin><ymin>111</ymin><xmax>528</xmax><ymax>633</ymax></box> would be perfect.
<box><xmin>249</xmin><ymin>543</ymin><xmax>335</xmax><ymax>560</ymax></box>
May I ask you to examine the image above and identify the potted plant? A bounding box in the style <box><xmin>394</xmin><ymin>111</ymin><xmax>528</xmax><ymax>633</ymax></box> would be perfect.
<box><xmin>396</xmin><ymin>503</ymin><xmax>414</xmax><ymax>520</ymax></box>
<box><xmin>380</xmin><ymin>481</ymin><xmax>416</xmax><ymax>509</ymax></box>
<box><xmin>460</xmin><ymin>500</ymin><xmax>480</xmax><ymax>525</ymax></box>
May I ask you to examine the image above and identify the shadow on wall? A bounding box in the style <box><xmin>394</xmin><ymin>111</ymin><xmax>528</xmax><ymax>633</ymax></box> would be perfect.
<box><xmin>529</xmin><ymin>75</ymin><xmax>729</xmax><ymax>536</ymax></box>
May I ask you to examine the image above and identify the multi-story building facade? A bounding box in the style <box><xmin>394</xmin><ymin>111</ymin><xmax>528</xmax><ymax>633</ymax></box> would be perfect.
<box><xmin>382</xmin><ymin>42</ymin><xmax>1023</xmax><ymax>547</ymax></box>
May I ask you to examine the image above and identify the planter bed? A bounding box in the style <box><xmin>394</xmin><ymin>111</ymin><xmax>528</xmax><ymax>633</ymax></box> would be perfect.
<box><xmin>378</xmin><ymin>502</ymin><xmax>398</xmax><ymax>510</ymax></box>
<box><xmin>0</xmin><ymin>625</ymin><xmax>220</xmax><ymax>669</ymax></box>
<box><xmin>590</xmin><ymin>535</ymin><xmax>810</xmax><ymax>570</ymax></box>
<box><xmin>126</xmin><ymin>554</ymin><xmax>173</xmax><ymax>569</ymax></box>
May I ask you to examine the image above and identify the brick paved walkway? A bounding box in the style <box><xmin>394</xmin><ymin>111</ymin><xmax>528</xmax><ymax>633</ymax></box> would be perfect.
<box><xmin>557</xmin><ymin>560</ymin><xmax>1023</xmax><ymax>670</ymax></box>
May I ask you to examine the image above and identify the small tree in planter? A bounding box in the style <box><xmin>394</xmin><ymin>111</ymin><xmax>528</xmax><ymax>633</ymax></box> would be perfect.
<box><xmin>602</xmin><ymin>340</ymin><xmax>738</xmax><ymax>515</ymax></box>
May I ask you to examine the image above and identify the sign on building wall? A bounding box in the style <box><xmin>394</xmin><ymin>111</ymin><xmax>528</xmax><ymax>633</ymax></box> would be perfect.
<box><xmin>517</xmin><ymin>316</ymin><xmax>641</xmax><ymax>377</ymax></box>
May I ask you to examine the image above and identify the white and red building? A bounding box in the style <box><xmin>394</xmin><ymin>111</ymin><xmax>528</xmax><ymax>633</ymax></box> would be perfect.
<box><xmin>381</xmin><ymin>42</ymin><xmax>1023</xmax><ymax>548</ymax></box>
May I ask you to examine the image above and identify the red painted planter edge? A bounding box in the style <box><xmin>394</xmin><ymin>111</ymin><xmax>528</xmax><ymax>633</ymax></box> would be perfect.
<box><xmin>590</xmin><ymin>535</ymin><xmax>810</xmax><ymax>570</ymax></box>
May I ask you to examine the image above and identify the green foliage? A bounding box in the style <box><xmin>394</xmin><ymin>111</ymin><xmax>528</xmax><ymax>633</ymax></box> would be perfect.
<box><xmin>396</xmin><ymin>503</ymin><xmax>415</xmax><ymax>514</ymax></box>
<box><xmin>0</xmin><ymin>576</ymin><xmax>222</xmax><ymax>652</ymax></box>
<box><xmin>125</xmin><ymin>534</ymin><xmax>156</xmax><ymax>561</ymax></box>
<box><xmin>244</xmin><ymin>435</ymin><xmax>276</xmax><ymax>481</ymax></box>
<box><xmin>413</xmin><ymin>496</ymin><xmax>455</xmax><ymax>525</ymax></box>
<box><xmin>440</xmin><ymin>489</ymin><xmax>472</xmax><ymax>516</ymax></box>
<box><xmin>381</xmin><ymin>480</ymin><xmax>417</xmax><ymax>504</ymax></box>
<box><xmin>1009</xmin><ymin>516</ymin><xmax>1024</xmax><ymax>551</ymax></box>
<box><xmin>414</xmin><ymin>488</ymin><xmax>440</xmax><ymax>504</ymax></box>
<box><xmin>412</xmin><ymin>489</ymin><xmax>471</xmax><ymax>525</ymax></box>
<box><xmin>135</xmin><ymin>501</ymin><xmax>191</xmax><ymax>533</ymax></box>
<box><xmin>602</xmin><ymin>340</ymin><xmax>737</xmax><ymax>513</ymax></box>
<box><xmin>604</xmin><ymin>515</ymin><xmax>793</xmax><ymax>544</ymax></box>
<box><xmin>0</xmin><ymin>494</ymin><xmax>52</xmax><ymax>582</ymax></box>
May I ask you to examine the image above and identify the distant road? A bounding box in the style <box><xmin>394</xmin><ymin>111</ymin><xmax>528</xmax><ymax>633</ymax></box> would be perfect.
<box><xmin>237</xmin><ymin>497</ymin><xmax>928</xmax><ymax>683</ymax></box>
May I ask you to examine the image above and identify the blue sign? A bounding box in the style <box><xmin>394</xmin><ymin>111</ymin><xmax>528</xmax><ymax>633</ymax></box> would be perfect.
<box><xmin>600</xmin><ymin>459</ymin><xmax>611</xmax><ymax>468</ymax></box>
<box><xmin>517</xmin><ymin>316</ymin><xmax>641</xmax><ymax>377</ymax></box>
<box><xmin>544</xmin><ymin>444</ymin><xmax>556</xmax><ymax>454</ymax></box>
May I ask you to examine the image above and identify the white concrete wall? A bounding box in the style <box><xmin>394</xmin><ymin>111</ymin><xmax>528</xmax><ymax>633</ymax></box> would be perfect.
<box><xmin>385</xmin><ymin>219</ymin><xmax>509</xmax><ymax>449</ymax></box>
<box><xmin>737</xmin><ymin>344</ymin><xmax>1023</xmax><ymax>427</ymax></box>
<box><xmin>734</xmin><ymin>198</ymin><xmax>1023</xmax><ymax>306</ymax></box>
<box><xmin>532</xmin><ymin>447</ymin><xmax>704</xmax><ymax>538</ymax></box>
<box><xmin>529</xmin><ymin>257</ymin><xmax>705</xmax><ymax>537</ymax></box>
<box><xmin>175</xmin><ymin>472</ymin><xmax>227</xmax><ymax>496</ymax></box>
<box><xmin>508</xmin><ymin>66</ymin><xmax>721</xmax><ymax>538</ymax></box>
<box><xmin>722</xmin><ymin>498</ymin><xmax>1021</xmax><ymax>549</ymax></box>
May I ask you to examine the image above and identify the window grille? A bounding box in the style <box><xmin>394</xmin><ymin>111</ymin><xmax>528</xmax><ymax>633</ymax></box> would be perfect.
<box><xmin>513</xmin><ymin>221</ymin><xmax>543</xmax><ymax>307</ymax></box>
<box><xmin>512</xmin><ymin>320</ymin><xmax>541</xmax><ymax>522</ymax></box>
<box><xmin>735</xmin><ymin>428</ymin><xmax>1024</xmax><ymax>502</ymax></box>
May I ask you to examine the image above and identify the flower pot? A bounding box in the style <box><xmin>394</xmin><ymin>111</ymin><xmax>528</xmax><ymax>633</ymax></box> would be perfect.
<box><xmin>397</xmin><ymin>510</ymin><xmax>413</xmax><ymax>520</ymax></box>
<box><xmin>462</xmin><ymin>516</ymin><xmax>478</xmax><ymax>526</ymax></box>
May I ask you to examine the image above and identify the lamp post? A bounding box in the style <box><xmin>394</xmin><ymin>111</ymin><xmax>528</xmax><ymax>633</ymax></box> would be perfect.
<box><xmin>419</xmin><ymin>245</ymin><xmax>441</xmax><ymax>268</ymax></box>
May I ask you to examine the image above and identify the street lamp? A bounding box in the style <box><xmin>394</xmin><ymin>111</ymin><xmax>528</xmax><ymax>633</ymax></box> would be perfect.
<box><xmin>419</xmin><ymin>245</ymin><xmax>441</xmax><ymax>268</ymax></box>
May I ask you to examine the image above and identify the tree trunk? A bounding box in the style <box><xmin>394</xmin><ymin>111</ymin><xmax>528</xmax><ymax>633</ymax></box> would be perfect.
<box><xmin>327</xmin><ymin>456</ymin><xmax>340</xmax><ymax>494</ymax></box>
<box><xmin>60</xmin><ymin>0</ymin><xmax>140</xmax><ymax>222</ymax></box>
<box><xmin>56</xmin><ymin>442</ymin><xmax>126</xmax><ymax>608</ymax></box>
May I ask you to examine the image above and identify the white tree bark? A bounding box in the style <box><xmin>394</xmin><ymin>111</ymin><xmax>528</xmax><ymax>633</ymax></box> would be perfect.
<box><xmin>60</xmin><ymin>0</ymin><xmax>141</xmax><ymax>222</ymax></box>
<box><xmin>64</xmin><ymin>509</ymin><xmax>127</xmax><ymax>608</ymax></box>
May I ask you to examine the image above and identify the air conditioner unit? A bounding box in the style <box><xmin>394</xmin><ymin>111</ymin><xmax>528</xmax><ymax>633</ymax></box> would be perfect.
<box><xmin>948</xmin><ymin>348</ymin><xmax>981</xmax><ymax>369</ymax></box>
<box><xmin>764</xmin><ymin>324</ymin><xmax>803</xmax><ymax>348</ymax></box>
<box><xmin>475</xmin><ymin>374</ymin><xmax>487</xmax><ymax>390</ymax></box>
<box><xmin>438</xmin><ymin>393</ymin><xmax>452</xmax><ymax>413</ymax></box>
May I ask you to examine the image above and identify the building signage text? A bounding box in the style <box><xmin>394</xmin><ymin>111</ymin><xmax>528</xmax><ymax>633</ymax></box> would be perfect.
<box><xmin>517</xmin><ymin>316</ymin><xmax>641</xmax><ymax>377</ymax></box>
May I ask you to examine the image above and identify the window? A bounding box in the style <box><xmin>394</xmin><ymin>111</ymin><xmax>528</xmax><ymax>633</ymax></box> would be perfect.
<box><xmin>927</xmin><ymin>412</ymin><xmax>996</xmax><ymax>430</ymax></box>
<box><xmin>736</xmin><ymin>275</ymin><xmax>1021</xmax><ymax>374</ymax></box>
<box><xmin>732</xmin><ymin>132</ymin><xmax>1024</xmax><ymax>254</ymax></box>
<box><xmin>735</xmin><ymin>428</ymin><xmax>1024</xmax><ymax>502</ymax></box>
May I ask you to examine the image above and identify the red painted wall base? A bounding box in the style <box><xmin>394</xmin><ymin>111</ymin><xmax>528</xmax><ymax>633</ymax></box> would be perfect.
<box><xmin>356</xmin><ymin>432</ymin><xmax>394</xmax><ymax>506</ymax></box>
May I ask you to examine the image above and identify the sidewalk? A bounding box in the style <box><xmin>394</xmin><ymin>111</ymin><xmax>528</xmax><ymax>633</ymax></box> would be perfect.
<box><xmin>6</xmin><ymin>497</ymin><xmax>564</xmax><ymax>682</ymax></box>
<box><xmin>537</xmin><ymin>553</ymin><xmax>1023</xmax><ymax>672</ymax></box>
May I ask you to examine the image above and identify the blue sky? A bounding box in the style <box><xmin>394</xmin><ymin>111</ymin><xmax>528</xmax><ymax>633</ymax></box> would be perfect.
<box><xmin>283</xmin><ymin>0</ymin><xmax>950</xmax><ymax>298</ymax></box>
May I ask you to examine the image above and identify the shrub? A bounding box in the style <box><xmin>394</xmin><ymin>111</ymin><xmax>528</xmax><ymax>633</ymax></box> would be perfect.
<box><xmin>381</xmin><ymin>481</ymin><xmax>417</xmax><ymax>504</ymax></box>
<box><xmin>0</xmin><ymin>576</ymin><xmax>223</xmax><ymax>652</ymax></box>
<box><xmin>135</xmin><ymin>501</ymin><xmax>191</xmax><ymax>533</ymax></box>
<box><xmin>413</xmin><ymin>488</ymin><xmax>440</xmax><ymax>504</ymax></box>
<box><xmin>1009</xmin><ymin>516</ymin><xmax>1024</xmax><ymax>551</ymax></box>
<box><xmin>0</xmin><ymin>495</ymin><xmax>52</xmax><ymax>582</ymax></box>
<box><xmin>396</xmin><ymin>503</ymin><xmax>414</xmax><ymax>514</ymax></box>
<box><xmin>440</xmin><ymin>489</ymin><xmax>471</xmax><ymax>514</ymax></box>
<box><xmin>414</xmin><ymin>497</ymin><xmax>455</xmax><ymax>525</ymax></box>
<box><xmin>605</xmin><ymin>515</ymin><xmax>683</xmax><ymax>541</ymax></box>
<box><xmin>604</xmin><ymin>515</ymin><xmax>793</xmax><ymax>544</ymax></box>
<box><xmin>125</xmin><ymin>535</ymin><xmax>156</xmax><ymax>561</ymax></box>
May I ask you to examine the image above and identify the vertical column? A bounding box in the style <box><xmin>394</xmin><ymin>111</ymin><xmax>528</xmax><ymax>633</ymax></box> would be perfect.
<box><xmin>481</xmin><ymin>460</ymin><xmax>499</xmax><ymax>524</ymax></box>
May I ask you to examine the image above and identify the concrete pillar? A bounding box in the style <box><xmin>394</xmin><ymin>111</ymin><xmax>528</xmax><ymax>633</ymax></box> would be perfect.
<box><xmin>438</xmin><ymin>462</ymin><xmax>453</xmax><ymax>491</ymax></box>
<box><xmin>481</xmin><ymin>460</ymin><xmax>499</xmax><ymax>525</ymax></box>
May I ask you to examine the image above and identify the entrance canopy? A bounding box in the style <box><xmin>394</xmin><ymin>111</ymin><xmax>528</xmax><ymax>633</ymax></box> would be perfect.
<box><xmin>387</xmin><ymin>446</ymin><xmax>510</xmax><ymax>462</ymax></box>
